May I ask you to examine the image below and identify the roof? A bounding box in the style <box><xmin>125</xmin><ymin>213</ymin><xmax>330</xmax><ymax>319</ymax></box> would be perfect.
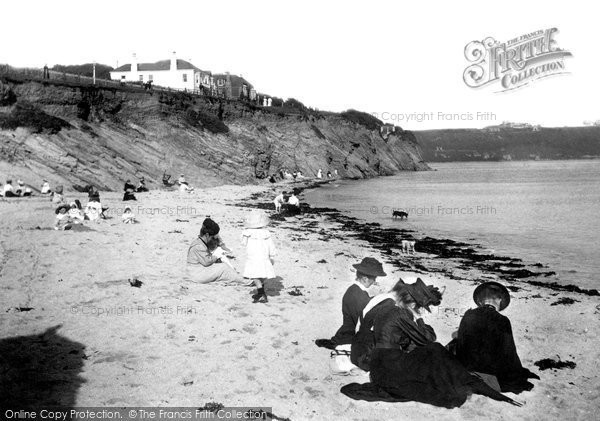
<box><xmin>212</xmin><ymin>73</ymin><xmax>253</xmax><ymax>89</ymax></box>
<box><xmin>112</xmin><ymin>59</ymin><xmax>200</xmax><ymax>73</ymax></box>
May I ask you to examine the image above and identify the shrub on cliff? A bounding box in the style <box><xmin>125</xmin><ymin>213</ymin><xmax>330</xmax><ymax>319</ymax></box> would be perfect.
<box><xmin>0</xmin><ymin>82</ymin><xmax>17</xmax><ymax>106</ymax></box>
<box><xmin>0</xmin><ymin>101</ymin><xmax>70</xmax><ymax>134</ymax></box>
<box><xmin>185</xmin><ymin>109</ymin><xmax>229</xmax><ymax>134</ymax></box>
<box><xmin>283</xmin><ymin>98</ymin><xmax>307</xmax><ymax>110</ymax></box>
<box><xmin>341</xmin><ymin>109</ymin><xmax>382</xmax><ymax>130</ymax></box>
<box><xmin>52</xmin><ymin>63</ymin><xmax>114</xmax><ymax>80</ymax></box>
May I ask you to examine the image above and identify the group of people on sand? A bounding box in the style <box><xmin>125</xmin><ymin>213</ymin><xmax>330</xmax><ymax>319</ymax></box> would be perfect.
<box><xmin>1</xmin><ymin>179</ymin><xmax>33</xmax><ymax>197</ymax></box>
<box><xmin>268</xmin><ymin>167</ymin><xmax>338</xmax><ymax>183</ymax></box>
<box><xmin>186</xmin><ymin>212</ymin><xmax>277</xmax><ymax>303</ymax></box>
<box><xmin>314</xmin><ymin>257</ymin><xmax>540</xmax><ymax>408</ymax></box>
<box><xmin>51</xmin><ymin>183</ymin><xmax>143</xmax><ymax>230</ymax></box>
<box><xmin>273</xmin><ymin>190</ymin><xmax>300</xmax><ymax>214</ymax></box>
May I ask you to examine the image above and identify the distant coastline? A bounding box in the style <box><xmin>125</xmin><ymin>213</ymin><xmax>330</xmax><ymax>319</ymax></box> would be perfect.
<box><xmin>413</xmin><ymin>125</ymin><xmax>600</xmax><ymax>162</ymax></box>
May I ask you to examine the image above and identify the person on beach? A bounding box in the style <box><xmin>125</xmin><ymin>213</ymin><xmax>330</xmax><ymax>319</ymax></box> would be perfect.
<box><xmin>122</xmin><ymin>205</ymin><xmax>137</xmax><ymax>224</ymax></box>
<box><xmin>287</xmin><ymin>191</ymin><xmax>300</xmax><ymax>214</ymax></box>
<box><xmin>41</xmin><ymin>179</ymin><xmax>51</xmax><ymax>195</ymax></box>
<box><xmin>67</xmin><ymin>202</ymin><xmax>85</xmax><ymax>224</ymax></box>
<box><xmin>54</xmin><ymin>204</ymin><xmax>71</xmax><ymax>230</ymax></box>
<box><xmin>123</xmin><ymin>180</ymin><xmax>137</xmax><ymax>201</ymax></box>
<box><xmin>88</xmin><ymin>185</ymin><xmax>100</xmax><ymax>203</ymax></box>
<box><xmin>136</xmin><ymin>177</ymin><xmax>149</xmax><ymax>192</ymax></box>
<box><xmin>3</xmin><ymin>180</ymin><xmax>17</xmax><ymax>197</ymax></box>
<box><xmin>15</xmin><ymin>180</ymin><xmax>24</xmax><ymax>196</ymax></box>
<box><xmin>51</xmin><ymin>185</ymin><xmax>65</xmax><ymax>204</ymax></box>
<box><xmin>274</xmin><ymin>192</ymin><xmax>285</xmax><ymax>213</ymax></box>
<box><xmin>186</xmin><ymin>218</ymin><xmax>242</xmax><ymax>284</ymax></box>
<box><xmin>317</xmin><ymin>169</ymin><xmax>323</xmax><ymax>179</ymax></box>
<box><xmin>350</xmin><ymin>278</ymin><xmax>442</xmax><ymax>372</ymax></box>
<box><xmin>84</xmin><ymin>201</ymin><xmax>103</xmax><ymax>222</ymax></box>
<box><xmin>315</xmin><ymin>257</ymin><xmax>386</xmax><ymax>350</ymax></box>
<box><xmin>340</xmin><ymin>279</ymin><xmax>521</xmax><ymax>408</ymax></box>
<box><xmin>241</xmin><ymin>210</ymin><xmax>277</xmax><ymax>303</ymax></box>
<box><xmin>86</xmin><ymin>186</ymin><xmax>108</xmax><ymax>219</ymax></box>
<box><xmin>452</xmin><ymin>281</ymin><xmax>540</xmax><ymax>394</ymax></box>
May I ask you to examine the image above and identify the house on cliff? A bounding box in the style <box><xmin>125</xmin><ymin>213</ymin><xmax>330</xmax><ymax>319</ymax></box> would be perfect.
<box><xmin>110</xmin><ymin>52</ymin><xmax>203</xmax><ymax>90</ymax></box>
<box><xmin>110</xmin><ymin>53</ymin><xmax>256</xmax><ymax>100</ymax></box>
<box><xmin>212</xmin><ymin>73</ymin><xmax>256</xmax><ymax>100</ymax></box>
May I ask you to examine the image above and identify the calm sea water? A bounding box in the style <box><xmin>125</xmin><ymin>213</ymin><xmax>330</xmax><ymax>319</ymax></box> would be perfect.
<box><xmin>304</xmin><ymin>160</ymin><xmax>600</xmax><ymax>288</ymax></box>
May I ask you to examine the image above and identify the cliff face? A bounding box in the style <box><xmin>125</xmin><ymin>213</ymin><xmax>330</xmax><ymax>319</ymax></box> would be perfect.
<box><xmin>0</xmin><ymin>80</ymin><xmax>428</xmax><ymax>191</ymax></box>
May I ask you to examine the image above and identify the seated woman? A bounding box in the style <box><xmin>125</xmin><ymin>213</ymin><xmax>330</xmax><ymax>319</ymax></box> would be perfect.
<box><xmin>342</xmin><ymin>279</ymin><xmax>520</xmax><ymax>408</ymax></box>
<box><xmin>51</xmin><ymin>185</ymin><xmax>64</xmax><ymax>204</ymax></box>
<box><xmin>453</xmin><ymin>282</ymin><xmax>540</xmax><ymax>394</ymax></box>
<box><xmin>136</xmin><ymin>177</ymin><xmax>149</xmax><ymax>192</ymax></box>
<box><xmin>3</xmin><ymin>180</ymin><xmax>18</xmax><ymax>197</ymax></box>
<box><xmin>41</xmin><ymin>180</ymin><xmax>52</xmax><ymax>195</ymax></box>
<box><xmin>67</xmin><ymin>202</ymin><xmax>85</xmax><ymax>224</ymax></box>
<box><xmin>121</xmin><ymin>206</ymin><xmax>137</xmax><ymax>224</ymax></box>
<box><xmin>88</xmin><ymin>185</ymin><xmax>100</xmax><ymax>203</ymax></box>
<box><xmin>84</xmin><ymin>201</ymin><xmax>102</xmax><ymax>222</ymax></box>
<box><xmin>54</xmin><ymin>204</ymin><xmax>73</xmax><ymax>230</ymax></box>
<box><xmin>123</xmin><ymin>180</ymin><xmax>137</xmax><ymax>201</ymax></box>
<box><xmin>186</xmin><ymin>218</ymin><xmax>241</xmax><ymax>284</ymax></box>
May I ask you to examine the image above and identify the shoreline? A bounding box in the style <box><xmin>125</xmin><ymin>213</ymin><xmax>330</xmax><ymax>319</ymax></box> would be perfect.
<box><xmin>0</xmin><ymin>181</ymin><xmax>598</xmax><ymax>419</ymax></box>
<box><xmin>247</xmin><ymin>179</ymin><xmax>599</xmax><ymax>298</ymax></box>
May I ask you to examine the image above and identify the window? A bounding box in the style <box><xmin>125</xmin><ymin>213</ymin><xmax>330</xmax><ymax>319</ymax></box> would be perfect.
<box><xmin>121</xmin><ymin>75</ymin><xmax>126</xmax><ymax>80</ymax></box>
<box><xmin>183</xmin><ymin>74</ymin><xmax>187</xmax><ymax>82</ymax></box>
<box><xmin>217</xmin><ymin>79</ymin><xmax>224</xmax><ymax>86</ymax></box>
<box><xmin>139</xmin><ymin>75</ymin><xmax>143</xmax><ymax>81</ymax></box>
<box><xmin>149</xmin><ymin>75</ymin><xmax>153</xmax><ymax>81</ymax></box>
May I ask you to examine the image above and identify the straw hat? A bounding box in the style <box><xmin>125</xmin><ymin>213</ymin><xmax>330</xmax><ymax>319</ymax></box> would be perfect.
<box><xmin>473</xmin><ymin>281</ymin><xmax>510</xmax><ymax>311</ymax></box>
<box><xmin>245</xmin><ymin>211</ymin><xmax>270</xmax><ymax>229</ymax></box>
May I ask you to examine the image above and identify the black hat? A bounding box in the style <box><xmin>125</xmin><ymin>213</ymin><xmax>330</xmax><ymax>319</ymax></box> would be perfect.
<box><xmin>393</xmin><ymin>278</ymin><xmax>443</xmax><ymax>312</ymax></box>
<box><xmin>352</xmin><ymin>257</ymin><xmax>386</xmax><ymax>277</ymax></box>
<box><xmin>201</xmin><ymin>218</ymin><xmax>220</xmax><ymax>236</ymax></box>
<box><xmin>55</xmin><ymin>204</ymin><xmax>70</xmax><ymax>214</ymax></box>
<box><xmin>473</xmin><ymin>281</ymin><xmax>510</xmax><ymax>311</ymax></box>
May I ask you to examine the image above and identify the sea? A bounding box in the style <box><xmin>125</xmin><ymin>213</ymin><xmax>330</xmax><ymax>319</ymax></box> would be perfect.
<box><xmin>304</xmin><ymin>160</ymin><xmax>600</xmax><ymax>289</ymax></box>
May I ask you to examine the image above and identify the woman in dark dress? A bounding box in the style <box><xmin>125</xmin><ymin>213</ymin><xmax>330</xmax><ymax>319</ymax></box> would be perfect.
<box><xmin>123</xmin><ymin>180</ymin><xmax>137</xmax><ymax>201</ymax></box>
<box><xmin>343</xmin><ymin>279</ymin><xmax>521</xmax><ymax>408</ymax></box>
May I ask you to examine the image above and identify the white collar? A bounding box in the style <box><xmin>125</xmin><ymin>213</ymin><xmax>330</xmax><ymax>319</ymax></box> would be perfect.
<box><xmin>353</xmin><ymin>280</ymin><xmax>370</xmax><ymax>292</ymax></box>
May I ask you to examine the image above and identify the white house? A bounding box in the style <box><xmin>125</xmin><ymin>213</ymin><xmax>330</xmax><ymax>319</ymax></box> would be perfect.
<box><xmin>110</xmin><ymin>52</ymin><xmax>201</xmax><ymax>90</ymax></box>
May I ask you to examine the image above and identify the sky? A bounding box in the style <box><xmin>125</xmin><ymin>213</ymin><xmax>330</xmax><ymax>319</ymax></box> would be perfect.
<box><xmin>1</xmin><ymin>0</ymin><xmax>597</xmax><ymax>129</ymax></box>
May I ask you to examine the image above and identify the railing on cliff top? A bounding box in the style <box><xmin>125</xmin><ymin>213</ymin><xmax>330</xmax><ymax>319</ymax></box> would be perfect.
<box><xmin>0</xmin><ymin>64</ymin><xmax>257</xmax><ymax>102</ymax></box>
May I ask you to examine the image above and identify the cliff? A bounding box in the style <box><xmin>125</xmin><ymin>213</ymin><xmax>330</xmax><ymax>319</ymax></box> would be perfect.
<box><xmin>414</xmin><ymin>127</ymin><xmax>600</xmax><ymax>162</ymax></box>
<box><xmin>0</xmin><ymin>79</ymin><xmax>428</xmax><ymax>191</ymax></box>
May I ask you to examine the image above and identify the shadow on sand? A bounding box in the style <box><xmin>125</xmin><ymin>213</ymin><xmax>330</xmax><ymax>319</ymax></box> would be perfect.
<box><xmin>0</xmin><ymin>325</ymin><xmax>86</xmax><ymax>408</ymax></box>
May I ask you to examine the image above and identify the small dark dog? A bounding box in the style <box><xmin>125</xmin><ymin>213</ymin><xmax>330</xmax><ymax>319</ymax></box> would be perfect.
<box><xmin>392</xmin><ymin>210</ymin><xmax>408</xmax><ymax>220</ymax></box>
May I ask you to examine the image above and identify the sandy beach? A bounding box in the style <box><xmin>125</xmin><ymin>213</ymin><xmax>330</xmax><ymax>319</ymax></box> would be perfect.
<box><xmin>1</xmin><ymin>182</ymin><xmax>599</xmax><ymax>420</ymax></box>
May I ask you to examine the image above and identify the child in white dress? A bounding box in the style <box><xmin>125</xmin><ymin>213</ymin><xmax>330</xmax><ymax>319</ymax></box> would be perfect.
<box><xmin>241</xmin><ymin>210</ymin><xmax>276</xmax><ymax>303</ymax></box>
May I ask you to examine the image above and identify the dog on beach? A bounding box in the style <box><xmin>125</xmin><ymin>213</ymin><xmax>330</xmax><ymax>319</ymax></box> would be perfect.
<box><xmin>393</xmin><ymin>210</ymin><xmax>408</xmax><ymax>220</ymax></box>
<box><xmin>401</xmin><ymin>240</ymin><xmax>416</xmax><ymax>254</ymax></box>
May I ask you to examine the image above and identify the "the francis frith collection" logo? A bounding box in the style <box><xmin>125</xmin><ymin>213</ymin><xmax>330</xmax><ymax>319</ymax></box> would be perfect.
<box><xmin>463</xmin><ymin>28</ymin><xmax>572</xmax><ymax>92</ymax></box>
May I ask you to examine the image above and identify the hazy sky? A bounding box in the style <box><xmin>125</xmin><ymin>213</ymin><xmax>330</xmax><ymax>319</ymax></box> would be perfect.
<box><xmin>1</xmin><ymin>0</ymin><xmax>597</xmax><ymax>129</ymax></box>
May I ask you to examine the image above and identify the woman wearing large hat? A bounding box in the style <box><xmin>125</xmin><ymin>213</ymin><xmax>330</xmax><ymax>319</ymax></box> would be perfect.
<box><xmin>315</xmin><ymin>257</ymin><xmax>387</xmax><ymax>350</ymax></box>
<box><xmin>454</xmin><ymin>281</ymin><xmax>540</xmax><ymax>394</ymax></box>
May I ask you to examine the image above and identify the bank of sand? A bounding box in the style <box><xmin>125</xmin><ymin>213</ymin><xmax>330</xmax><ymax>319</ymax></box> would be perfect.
<box><xmin>0</xmin><ymin>184</ymin><xmax>599</xmax><ymax>420</ymax></box>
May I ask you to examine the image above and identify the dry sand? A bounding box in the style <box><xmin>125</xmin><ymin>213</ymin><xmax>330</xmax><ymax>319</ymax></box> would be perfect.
<box><xmin>0</xmin><ymin>183</ymin><xmax>599</xmax><ymax>420</ymax></box>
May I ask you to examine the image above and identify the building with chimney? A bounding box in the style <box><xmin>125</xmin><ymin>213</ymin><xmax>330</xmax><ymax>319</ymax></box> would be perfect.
<box><xmin>110</xmin><ymin>52</ymin><xmax>256</xmax><ymax>99</ymax></box>
<box><xmin>110</xmin><ymin>52</ymin><xmax>204</xmax><ymax>91</ymax></box>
